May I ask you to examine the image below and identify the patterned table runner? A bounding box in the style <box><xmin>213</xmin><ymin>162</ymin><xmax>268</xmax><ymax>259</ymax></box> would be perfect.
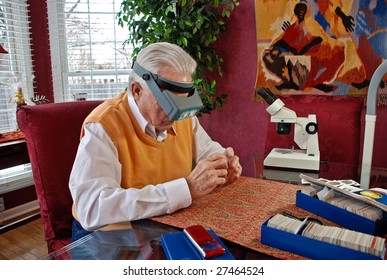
<box><xmin>151</xmin><ymin>176</ymin><xmax>338</xmax><ymax>260</ymax></box>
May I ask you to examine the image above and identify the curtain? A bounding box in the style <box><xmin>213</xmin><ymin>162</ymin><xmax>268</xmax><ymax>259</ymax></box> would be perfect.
<box><xmin>0</xmin><ymin>0</ymin><xmax>34</xmax><ymax>132</ymax></box>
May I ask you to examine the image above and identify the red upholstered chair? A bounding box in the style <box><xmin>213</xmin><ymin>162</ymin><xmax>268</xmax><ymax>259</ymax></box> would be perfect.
<box><xmin>264</xmin><ymin>95</ymin><xmax>364</xmax><ymax>179</ymax></box>
<box><xmin>17</xmin><ymin>101</ymin><xmax>103</xmax><ymax>253</ymax></box>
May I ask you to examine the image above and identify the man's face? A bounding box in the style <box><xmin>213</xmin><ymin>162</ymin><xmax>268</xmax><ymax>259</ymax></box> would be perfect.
<box><xmin>134</xmin><ymin>66</ymin><xmax>192</xmax><ymax>132</ymax></box>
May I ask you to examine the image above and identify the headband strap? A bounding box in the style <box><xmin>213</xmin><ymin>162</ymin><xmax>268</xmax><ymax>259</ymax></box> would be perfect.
<box><xmin>132</xmin><ymin>61</ymin><xmax>195</xmax><ymax>95</ymax></box>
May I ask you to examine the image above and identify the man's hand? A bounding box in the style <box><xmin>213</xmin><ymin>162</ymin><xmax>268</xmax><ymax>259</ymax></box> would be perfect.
<box><xmin>223</xmin><ymin>147</ymin><xmax>242</xmax><ymax>185</ymax></box>
<box><xmin>185</xmin><ymin>153</ymin><xmax>228</xmax><ymax>200</ymax></box>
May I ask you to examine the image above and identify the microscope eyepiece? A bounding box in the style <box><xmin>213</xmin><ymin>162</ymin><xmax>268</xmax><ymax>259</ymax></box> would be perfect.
<box><xmin>257</xmin><ymin>88</ymin><xmax>277</xmax><ymax>105</ymax></box>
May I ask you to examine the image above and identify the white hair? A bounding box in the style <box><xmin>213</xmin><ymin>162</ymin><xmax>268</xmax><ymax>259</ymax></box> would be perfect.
<box><xmin>127</xmin><ymin>42</ymin><xmax>197</xmax><ymax>95</ymax></box>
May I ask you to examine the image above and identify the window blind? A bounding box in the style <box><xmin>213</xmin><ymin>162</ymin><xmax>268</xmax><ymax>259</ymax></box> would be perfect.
<box><xmin>47</xmin><ymin>0</ymin><xmax>133</xmax><ymax>102</ymax></box>
<box><xmin>0</xmin><ymin>0</ymin><xmax>34</xmax><ymax>133</ymax></box>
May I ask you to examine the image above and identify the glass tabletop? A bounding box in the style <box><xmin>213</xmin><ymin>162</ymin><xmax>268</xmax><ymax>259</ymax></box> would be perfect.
<box><xmin>42</xmin><ymin>219</ymin><xmax>276</xmax><ymax>260</ymax></box>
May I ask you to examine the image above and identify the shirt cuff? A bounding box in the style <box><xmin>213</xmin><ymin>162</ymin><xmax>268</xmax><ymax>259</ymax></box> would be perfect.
<box><xmin>164</xmin><ymin>178</ymin><xmax>192</xmax><ymax>212</ymax></box>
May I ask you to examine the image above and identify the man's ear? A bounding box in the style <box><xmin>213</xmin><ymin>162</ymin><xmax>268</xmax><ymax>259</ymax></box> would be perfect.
<box><xmin>131</xmin><ymin>82</ymin><xmax>142</xmax><ymax>99</ymax></box>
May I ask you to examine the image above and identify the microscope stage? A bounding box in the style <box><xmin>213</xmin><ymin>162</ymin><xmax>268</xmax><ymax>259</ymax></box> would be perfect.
<box><xmin>264</xmin><ymin>148</ymin><xmax>320</xmax><ymax>171</ymax></box>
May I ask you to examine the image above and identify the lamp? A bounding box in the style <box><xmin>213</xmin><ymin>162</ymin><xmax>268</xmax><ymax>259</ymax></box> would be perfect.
<box><xmin>360</xmin><ymin>60</ymin><xmax>387</xmax><ymax>189</ymax></box>
<box><xmin>257</xmin><ymin>88</ymin><xmax>320</xmax><ymax>171</ymax></box>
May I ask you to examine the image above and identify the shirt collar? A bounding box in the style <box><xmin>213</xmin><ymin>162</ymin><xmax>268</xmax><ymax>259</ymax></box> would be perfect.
<box><xmin>128</xmin><ymin>94</ymin><xmax>147</xmax><ymax>133</ymax></box>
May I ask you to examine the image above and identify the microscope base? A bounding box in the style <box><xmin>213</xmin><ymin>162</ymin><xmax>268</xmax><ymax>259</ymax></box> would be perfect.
<box><xmin>264</xmin><ymin>148</ymin><xmax>320</xmax><ymax>171</ymax></box>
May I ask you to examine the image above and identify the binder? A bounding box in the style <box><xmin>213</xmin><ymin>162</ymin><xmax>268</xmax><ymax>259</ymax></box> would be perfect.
<box><xmin>161</xmin><ymin>230</ymin><xmax>235</xmax><ymax>260</ymax></box>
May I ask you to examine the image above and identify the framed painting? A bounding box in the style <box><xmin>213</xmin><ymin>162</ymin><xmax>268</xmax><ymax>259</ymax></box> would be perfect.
<box><xmin>253</xmin><ymin>0</ymin><xmax>386</xmax><ymax>104</ymax></box>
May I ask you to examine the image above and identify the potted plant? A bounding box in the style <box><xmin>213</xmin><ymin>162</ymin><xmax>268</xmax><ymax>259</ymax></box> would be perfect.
<box><xmin>117</xmin><ymin>0</ymin><xmax>239</xmax><ymax>114</ymax></box>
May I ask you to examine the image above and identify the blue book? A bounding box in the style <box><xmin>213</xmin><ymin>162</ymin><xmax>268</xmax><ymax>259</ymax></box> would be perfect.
<box><xmin>161</xmin><ymin>230</ymin><xmax>234</xmax><ymax>260</ymax></box>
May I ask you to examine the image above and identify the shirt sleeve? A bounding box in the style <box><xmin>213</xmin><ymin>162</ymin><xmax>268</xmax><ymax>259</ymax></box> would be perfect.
<box><xmin>192</xmin><ymin>116</ymin><xmax>225</xmax><ymax>164</ymax></box>
<box><xmin>69</xmin><ymin>122</ymin><xmax>192</xmax><ymax>231</ymax></box>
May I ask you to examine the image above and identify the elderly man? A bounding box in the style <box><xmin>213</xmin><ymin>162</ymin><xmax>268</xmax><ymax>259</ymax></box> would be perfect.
<box><xmin>69</xmin><ymin>42</ymin><xmax>242</xmax><ymax>241</ymax></box>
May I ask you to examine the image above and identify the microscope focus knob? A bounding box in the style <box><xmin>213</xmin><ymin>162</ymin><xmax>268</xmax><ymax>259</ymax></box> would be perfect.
<box><xmin>306</xmin><ymin>122</ymin><xmax>318</xmax><ymax>134</ymax></box>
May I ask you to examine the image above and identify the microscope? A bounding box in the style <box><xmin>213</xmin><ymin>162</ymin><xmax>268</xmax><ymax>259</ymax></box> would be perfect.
<box><xmin>257</xmin><ymin>88</ymin><xmax>320</xmax><ymax>171</ymax></box>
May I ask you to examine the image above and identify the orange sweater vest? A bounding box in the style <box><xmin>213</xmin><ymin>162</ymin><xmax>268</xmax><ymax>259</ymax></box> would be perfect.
<box><xmin>83</xmin><ymin>93</ymin><xmax>194</xmax><ymax>189</ymax></box>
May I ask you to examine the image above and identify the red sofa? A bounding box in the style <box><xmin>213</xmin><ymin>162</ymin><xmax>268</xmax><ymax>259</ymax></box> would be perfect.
<box><xmin>17</xmin><ymin>101</ymin><xmax>103</xmax><ymax>253</ymax></box>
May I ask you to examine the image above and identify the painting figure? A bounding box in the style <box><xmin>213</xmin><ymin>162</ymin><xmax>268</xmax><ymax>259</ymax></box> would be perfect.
<box><xmin>314</xmin><ymin>0</ymin><xmax>370</xmax><ymax>89</ymax></box>
<box><xmin>262</xmin><ymin>2</ymin><xmax>345</xmax><ymax>92</ymax></box>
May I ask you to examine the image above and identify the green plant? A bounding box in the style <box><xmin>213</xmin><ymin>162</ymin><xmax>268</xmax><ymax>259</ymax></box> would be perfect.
<box><xmin>117</xmin><ymin>0</ymin><xmax>239</xmax><ymax>115</ymax></box>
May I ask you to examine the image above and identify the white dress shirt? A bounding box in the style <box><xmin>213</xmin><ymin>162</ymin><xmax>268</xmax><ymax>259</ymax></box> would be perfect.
<box><xmin>69</xmin><ymin>94</ymin><xmax>225</xmax><ymax>231</ymax></box>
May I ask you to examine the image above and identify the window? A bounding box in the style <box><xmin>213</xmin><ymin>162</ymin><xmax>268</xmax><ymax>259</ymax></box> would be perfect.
<box><xmin>0</xmin><ymin>163</ymin><xmax>33</xmax><ymax>194</ymax></box>
<box><xmin>47</xmin><ymin>0</ymin><xmax>133</xmax><ymax>102</ymax></box>
<box><xmin>0</xmin><ymin>0</ymin><xmax>34</xmax><ymax>133</ymax></box>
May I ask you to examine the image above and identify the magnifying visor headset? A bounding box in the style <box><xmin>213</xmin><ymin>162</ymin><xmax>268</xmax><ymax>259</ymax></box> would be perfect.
<box><xmin>132</xmin><ymin>61</ymin><xmax>203</xmax><ymax>121</ymax></box>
